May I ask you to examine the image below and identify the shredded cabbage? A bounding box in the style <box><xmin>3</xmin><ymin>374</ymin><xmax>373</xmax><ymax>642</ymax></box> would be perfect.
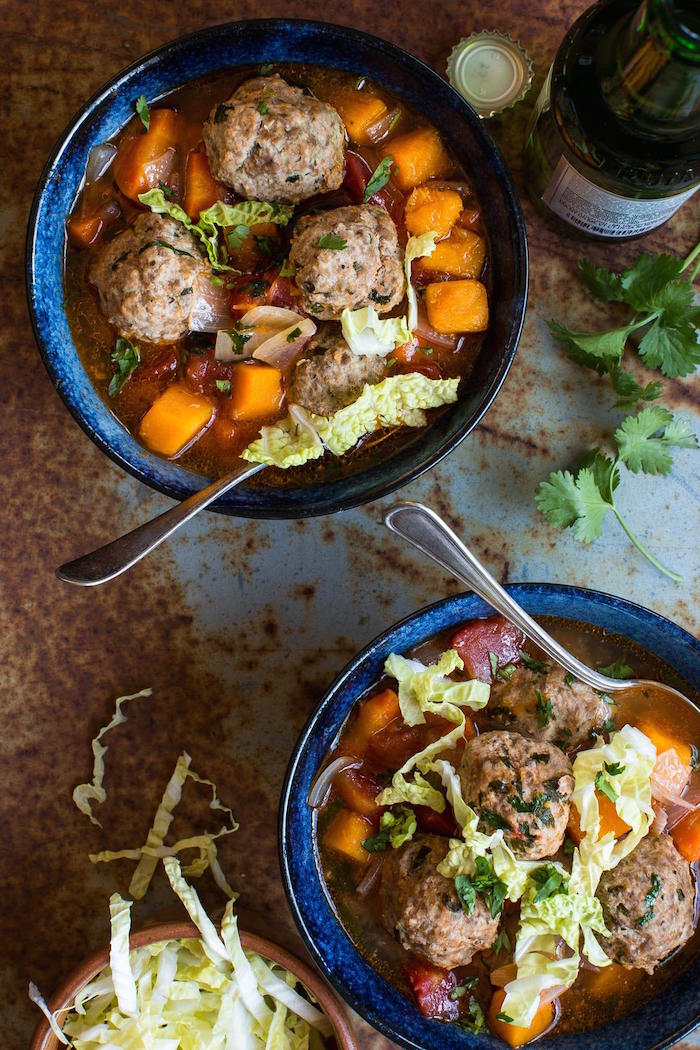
<box><xmin>404</xmin><ymin>231</ymin><xmax>438</xmax><ymax>330</ymax></box>
<box><xmin>89</xmin><ymin>751</ymin><xmax>239</xmax><ymax>900</ymax></box>
<box><xmin>31</xmin><ymin>860</ymin><xmax>333</xmax><ymax>1048</ymax></box>
<box><xmin>73</xmin><ymin>688</ymin><xmax>153</xmax><ymax>826</ymax></box>
<box><xmin>138</xmin><ymin>189</ymin><xmax>293</xmax><ymax>270</ymax></box>
<box><xmin>572</xmin><ymin>723</ymin><xmax>656</xmax><ymax>890</ymax></box>
<box><xmin>340</xmin><ymin>305</ymin><xmax>411</xmax><ymax>357</ymax></box>
<box><xmin>242</xmin><ymin>373</ymin><xmax>460</xmax><ymax>468</ymax></box>
<box><xmin>376</xmin><ymin>650</ymin><xmax>489</xmax><ymax>810</ymax></box>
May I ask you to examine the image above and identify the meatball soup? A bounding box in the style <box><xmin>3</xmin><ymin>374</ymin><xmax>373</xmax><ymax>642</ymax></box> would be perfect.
<box><xmin>312</xmin><ymin>614</ymin><xmax>700</xmax><ymax>1045</ymax></box>
<box><xmin>64</xmin><ymin>65</ymin><xmax>491</xmax><ymax>480</ymax></box>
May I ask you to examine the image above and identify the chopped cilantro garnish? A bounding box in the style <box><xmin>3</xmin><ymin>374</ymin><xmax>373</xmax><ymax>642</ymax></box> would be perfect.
<box><xmin>226</xmin><ymin>224</ymin><xmax>250</xmax><ymax>250</ymax></box>
<box><xmin>257</xmin><ymin>100</ymin><xmax>269</xmax><ymax>115</ymax></box>
<box><xmin>637</xmin><ymin>873</ymin><xmax>662</xmax><ymax>926</ymax></box>
<box><xmin>604</xmin><ymin>761</ymin><xmax>625</xmax><ymax>776</ymax></box>
<box><xmin>363</xmin><ymin>155</ymin><xmax>394</xmax><ymax>202</ymax></box>
<box><xmin>227</xmin><ymin>329</ymin><xmax>252</xmax><ymax>355</ymax></box>
<box><xmin>520</xmin><ymin>651</ymin><xmax>551</xmax><ymax>673</ymax></box>
<box><xmin>479</xmin><ymin>809</ymin><xmax>511</xmax><ymax>832</ymax></box>
<box><xmin>139</xmin><ymin>239</ymin><xmax>195</xmax><ymax>258</ymax></box>
<box><xmin>279</xmin><ymin>259</ymin><xmax>296</xmax><ymax>277</ymax></box>
<box><xmin>595</xmin><ymin>770</ymin><xmax>618</xmax><ymax>801</ymax></box>
<box><xmin>286</xmin><ymin>174</ymin><xmax>300</xmax><ymax>182</ymax></box>
<box><xmin>564</xmin><ymin>672</ymin><xmax>575</xmax><ymax>688</ymax></box>
<box><xmin>497</xmin><ymin>1012</ymin><xmax>514</xmax><ymax>1024</ymax></box>
<box><xmin>108</xmin><ymin>338</ymin><xmax>140</xmax><ymax>396</ymax></box>
<box><xmin>535</xmin><ymin>690</ymin><xmax>553</xmax><ymax>727</ymax></box>
<box><xmin>215</xmin><ymin>379</ymin><xmax>231</xmax><ymax>395</ymax></box>
<box><xmin>531</xmin><ymin>863</ymin><xmax>569</xmax><ymax>903</ymax></box>
<box><xmin>597</xmin><ymin>658</ymin><xmax>633</xmax><ymax>679</ymax></box>
<box><xmin>158</xmin><ymin>180</ymin><xmax>175</xmax><ymax>199</ymax></box>
<box><xmin>135</xmin><ymin>94</ymin><xmax>150</xmax><ymax>130</ymax></box>
<box><xmin>455</xmin><ymin>857</ymin><xmax>507</xmax><ymax>919</ymax></box>
<box><xmin>603</xmin><ymin>716</ymin><xmax>618</xmax><ymax>733</ymax></box>
<box><xmin>259</xmin><ymin>63</ymin><xmax>274</xmax><ymax>75</ymax></box>
<box><xmin>318</xmin><ymin>233</ymin><xmax>347</xmax><ymax>250</ymax></box>
<box><xmin>286</xmin><ymin>326</ymin><xmax>302</xmax><ymax>342</ymax></box>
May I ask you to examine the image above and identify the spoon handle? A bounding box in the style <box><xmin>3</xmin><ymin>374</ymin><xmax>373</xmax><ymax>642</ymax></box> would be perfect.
<box><xmin>57</xmin><ymin>461</ymin><xmax>265</xmax><ymax>586</ymax></box>
<box><xmin>384</xmin><ymin>501</ymin><xmax>622</xmax><ymax>693</ymax></box>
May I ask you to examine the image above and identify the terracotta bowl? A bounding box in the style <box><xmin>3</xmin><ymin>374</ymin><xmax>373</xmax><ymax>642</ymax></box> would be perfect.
<box><xmin>29</xmin><ymin>921</ymin><xmax>356</xmax><ymax>1050</ymax></box>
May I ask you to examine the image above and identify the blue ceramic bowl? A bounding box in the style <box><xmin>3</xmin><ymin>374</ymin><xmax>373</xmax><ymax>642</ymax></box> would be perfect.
<box><xmin>280</xmin><ymin>585</ymin><xmax>700</xmax><ymax>1049</ymax></box>
<box><xmin>26</xmin><ymin>19</ymin><xmax>527</xmax><ymax>519</ymax></box>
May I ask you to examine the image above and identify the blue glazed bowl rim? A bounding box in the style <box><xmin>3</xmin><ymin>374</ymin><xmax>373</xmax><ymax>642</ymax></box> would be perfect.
<box><xmin>25</xmin><ymin>17</ymin><xmax>528</xmax><ymax>519</ymax></box>
<box><xmin>279</xmin><ymin>583</ymin><xmax>700</xmax><ymax>1050</ymax></box>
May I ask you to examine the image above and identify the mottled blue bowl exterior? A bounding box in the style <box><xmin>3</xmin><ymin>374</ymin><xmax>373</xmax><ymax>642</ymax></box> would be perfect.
<box><xmin>26</xmin><ymin>19</ymin><xmax>527</xmax><ymax>518</ymax></box>
<box><xmin>280</xmin><ymin>585</ymin><xmax>700</xmax><ymax>1050</ymax></box>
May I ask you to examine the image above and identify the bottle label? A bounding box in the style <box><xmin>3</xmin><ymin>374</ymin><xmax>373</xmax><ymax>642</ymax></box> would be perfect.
<box><xmin>542</xmin><ymin>156</ymin><xmax>698</xmax><ymax>238</ymax></box>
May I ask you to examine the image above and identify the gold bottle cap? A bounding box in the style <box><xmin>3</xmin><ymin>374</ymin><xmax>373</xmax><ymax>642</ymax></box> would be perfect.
<box><xmin>447</xmin><ymin>30</ymin><xmax>534</xmax><ymax>118</ymax></box>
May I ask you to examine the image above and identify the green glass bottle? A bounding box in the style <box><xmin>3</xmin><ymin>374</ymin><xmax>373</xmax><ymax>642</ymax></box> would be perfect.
<box><xmin>524</xmin><ymin>0</ymin><xmax>700</xmax><ymax>239</ymax></box>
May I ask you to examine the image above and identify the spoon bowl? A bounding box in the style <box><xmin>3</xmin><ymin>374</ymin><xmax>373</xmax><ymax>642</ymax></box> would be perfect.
<box><xmin>384</xmin><ymin>501</ymin><xmax>698</xmax><ymax>717</ymax></box>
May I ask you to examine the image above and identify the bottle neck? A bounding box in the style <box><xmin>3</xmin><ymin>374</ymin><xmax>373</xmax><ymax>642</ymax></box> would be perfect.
<box><xmin>601</xmin><ymin>0</ymin><xmax>700</xmax><ymax>132</ymax></box>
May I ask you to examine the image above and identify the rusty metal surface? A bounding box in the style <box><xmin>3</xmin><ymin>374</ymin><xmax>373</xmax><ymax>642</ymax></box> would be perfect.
<box><xmin>2</xmin><ymin>1</ymin><xmax>699</xmax><ymax>1048</ymax></box>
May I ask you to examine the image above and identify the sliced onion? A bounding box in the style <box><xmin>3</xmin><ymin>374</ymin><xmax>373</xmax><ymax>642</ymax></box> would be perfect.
<box><xmin>356</xmin><ymin>855</ymin><xmax>384</xmax><ymax>897</ymax></box>
<box><xmin>308</xmin><ymin>756</ymin><xmax>361</xmax><ymax>808</ymax></box>
<box><xmin>425</xmin><ymin>179</ymin><xmax>475</xmax><ymax>200</ymax></box>
<box><xmin>666</xmin><ymin>792</ymin><xmax>700</xmax><ymax>829</ymax></box>
<box><xmin>142</xmin><ymin>148</ymin><xmax>176</xmax><ymax>189</ymax></box>
<box><xmin>364</xmin><ymin>106</ymin><xmax>401</xmax><ymax>145</ymax></box>
<box><xmin>489</xmin><ymin>963</ymin><xmax>517</xmax><ymax>987</ymax></box>
<box><xmin>215</xmin><ymin>329</ymin><xmax>255</xmax><ymax>362</ymax></box>
<box><xmin>539</xmin><ymin>984</ymin><xmax>567</xmax><ymax>1005</ymax></box>
<box><xmin>651</xmin><ymin>750</ymin><xmax>693</xmax><ymax>807</ymax></box>
<box><xmin>241</xmin><ymin>306</ymin><xmax>302</xmax><ymax>328</ymax></box>
<box><xmin>253</xmin><ymin>317</ymin><xmax>316</xmax><ymax>370</ymax></box>
<box><xmin>652</xmin><ymin>803</ymin><xmax>669</xmax><ymax>835</ymax></box>
<box><xmin>413</xmin><ymin>305</ymin><xmax>461</xmax><ymax>349</ymax></box>
<box><xmin>85</xmin><ymin>142</ymin><xmax>117</xmax><ymax>184</ymax></box>
<box><xmin>190</xmin><ymin>277</ymin><xmax>234</xmax><ymax>333</ymax></box>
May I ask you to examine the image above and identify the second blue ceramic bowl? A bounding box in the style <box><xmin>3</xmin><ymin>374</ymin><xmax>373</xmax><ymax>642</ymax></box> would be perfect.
<box><xmin>279</xmin><ymin>584</ymin><xmax>700</xmax><ymax>1050</ymax></box>
<box><xmin>26</xmin><ymin>19</ymin><xmax>527</xmax><ymax>518</ymax></box>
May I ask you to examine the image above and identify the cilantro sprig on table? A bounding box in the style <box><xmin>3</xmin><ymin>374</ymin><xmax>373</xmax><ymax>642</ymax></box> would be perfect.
<box><xmin>537</xmin><ymin>242</ymin><xmax>699</xmax><ymax>582</ymax></box>
<box><xmin>549</xmin><ymin>240</ymin><xmax>700</xmax><ymax>400</ymax></box>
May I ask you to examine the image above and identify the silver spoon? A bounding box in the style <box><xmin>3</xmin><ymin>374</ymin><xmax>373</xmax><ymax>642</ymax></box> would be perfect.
<box><xmin>384</xmin><ymin>500</ymin><xmax>697</xmax><ymax>709</ymax></box>
<box><xmin>56</xmin><ymin>461</ymin><xmax>264</xmax><ymax>586</ymax></box>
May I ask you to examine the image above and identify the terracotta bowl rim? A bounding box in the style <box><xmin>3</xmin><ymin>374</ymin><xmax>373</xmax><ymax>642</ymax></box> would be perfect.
<box><xmin>28</xmin><ymin>921</ymin><xmax>357</xmax><ymax>1050</ymax></box>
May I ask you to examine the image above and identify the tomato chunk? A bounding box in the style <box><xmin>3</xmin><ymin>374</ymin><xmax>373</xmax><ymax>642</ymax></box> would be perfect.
<box><xmin>230</xmin><ymin>269</ymin><xmax>301</xmax><ymax>315</ymax></box>
<box><xmin>184</xmin><ymin>349</ymin><xmax>233</xmax><ymax>397</ymax></box>
<box><xmin>334</xmin><ymin>767</ymin><xmax>384</xmax><ymax>822</ymax></box>
<box><xmin>404</xmin><ymin>960</ymin><xmax>459</xmax><ymax>1020</ymax></box>
<box><xmin>414</xmin><ymin>803</ymin><xmax>458</xmax><ymax>838</ymax></box>
<box><xmin>451</xmin><ymin>615</ymin><xmax>525</xmax><ymax>683</ymax></box>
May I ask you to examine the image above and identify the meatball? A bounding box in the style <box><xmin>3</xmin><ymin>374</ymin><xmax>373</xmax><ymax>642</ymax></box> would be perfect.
<box><xmin>459</xmin><ymin>731</ymin><xmax>573</xmax><ymax>859</ymax></box>
<box><xmin>490</xmin><ymin>665</ymin><xmax>610</xmax><ymax>751</ymax></box>
<box><xmin>380</xmin><ymin>834</ymin><xmax>499</xmax><ymax>969</ymax></box>
<box><xmin>88</xmin><ymin>213</ymin><xmax>210</xmax><ymax>344</ymax></box>
<box><xmin>289</xmin><ymin>205</ymin><xmax>405</xmax><ymax>320</ymax></box>
<box><xmin>202</xmin><ymin>75</ymin><xmax>345</xmax><ymax>204</ymax></box>
<box><xmin>290</xmin><ymin>327</ymin><xmax>385</xmax><ymax>416</ymax></box>
<box><xmin>597</xmin><ymin>833</ymin><xmax>695</xmax><ymax>973</ymax></box>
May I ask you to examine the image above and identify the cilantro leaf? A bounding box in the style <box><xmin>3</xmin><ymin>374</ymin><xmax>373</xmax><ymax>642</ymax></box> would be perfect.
<box><xmin>318</xmin><ymin>233</ymin><xmax>347</xmax><ymax>250</ymax></box>
<box><xmin>620</xmin><ymin>253</ymin><xmax>685</xmax><ymax>311</ymax></box>
<box><xmin>226</xmin><ymin>224</ymin><xmax>250</xmax><ymax>250</ymax></box>
<box><xmin>531</xmin><ymin>863</ymin><xmax>569</xmax><ymax>903</ymax></box>
<box><xmin>638</xmin><ymin>315</ymin><xmax>700</xmax><ymax>377</ymax></box>
<box><xmin>595</xmin><ymin>770</ymin><xmax>619</xmax><ymax>801</ymax></box>
<box><xmin>363</xmin><ymin>155</ymin><xmax>394</xmax><ymax>203</ymax></box>
<box><xmin>597</xmin><ymin>658</ymin><xmax>633</xmax><ymax>679</ymax></box>
<box><xmin>108</xmin><ymin>338</ymin><xmax>140</xmax><ymax>396</ymax></box>
<box><xmin>615</xmin><ymin>406</ymin><xmax>698</xmax><ymax>475</ymax></box>
<box><xmin>608</xmin><ymin>363</ymin><xmax>664</xmax><ymax>410</ymax></box>
<box><xmin>535</xmin><ymin>690</ymin><xmax>553</xmax><ymax>728</ymax></box>
<box><xmin>548</xmin><ymin>320</ymin><xmax>629</xmax><ymax>362</ymax></box>
<box><xmin>455</xmin><ymin>856</ymin><xmax>507</xmax><ymax>919</ymax></box>
<box><xmin>215</xmin><ymin>379</ymin><xmax>231</xmax><ymax>395</ymax></box>
<box><xmin>135</xmin><ymin>94</ymin><xmax>150</xmax><ymax>131</ymax></box>
<box><xmin>578</xmin><ymin>259</ymin><xmax>625</xmax><ymax>302</ymax></box>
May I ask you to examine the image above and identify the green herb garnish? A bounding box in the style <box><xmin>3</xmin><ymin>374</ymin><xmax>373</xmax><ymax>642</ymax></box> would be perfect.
<box><xmin>108</xmin><ymin>338</ymin><xmax>140</xmax><ymax>396</ymax></box>
<box><xmin>497</xmin><ymin>1012</ymin><xmax>514</xmax><ymax>1024</ymax></box>
<box><xmin>603</xmin><ymin>716</ymin><xmax>618</xmax><ymax>734</ymax></box>
<box><xmin>363</xmin><ymin>155</ymin><xmax>394</xmax><ymax>202</ymax></box>
<box><xmin>259</xmin><ymin>63</ymin><xmax>274</xmax><ymax>75</ymax></box>
<box><xmin>597</xmin><ymin>658</ymin><xmax>633</xmax><ymax>679</ymax></box>
<box><xmin>531</xmin><ymin>863</ymin><xmax>569</xmax><ymax>903</ymax></box>
<box><xmin>535</xmin><ymin>690</ymin><xmax>552</xmax><ymax>728</ymax></box>
<box><xmin>257</xmin><ymin>100</ymin><xmax>269</xmax><ymax>115</ymax></box>
<box><xmin>226</xmin><ymin>329</ymin><xmax>252</xmax><ymax>355</ymax></box>
<box><xmin>595</xmin><ymin>770</ymin><xmax>618</xmax><ymax>802</ymax></box>
<box><xmin>139</xmin><ymin>239</ymin><xmax>195</xmax><ymax>258</ymax></box>
<box><xmin>604</xmin><ymin>761</ymin><xmax>625</xmax><ymax>776</ymax></box>
<box><xmin>460</xmin><ymin>998</ymin><xmax>487</xmax><ymax>1035</ymax></box>
<box><xmin>279</xmin><ymin>259</ymin><xmax>296</xmax><ymax>277</ymax></box>
<box><xmin>455</xmin><ymin>857</ymin><xmax>507</xmax><ymax>919</ymax></box>
<box><xmin>520</xmin><ymin>652</ymin><xmax>550</xmax><ymax>673</ymax></box>
<box><xmin>318</xmin><ymin>233</ymin><xmax>347</xmax><ymax>250</ymax></box>
<box><xmin>135</xmin><ymin>94</ymin><xmax>150</xmax><ymax>131</ymax></box>
<box><xmin>215</xmin><ymin>379</ymin><xmax>231</xmax><ymax>395</ymax></box>
<box><xmin>564</xmin><ymin>672</ymin><xmax>575</xmax><ymax>688</ymax></box>
<box><xmin>157</xmin><ymin>180</ymin><xmax>175</xmax><ymax>199</ymax></box>
<box><xmin>226</xmin><ymin>225</ymin><xmax>250</xmax><ymax>250</ymax></box>
<box><xmin>637</xmin><ymin>873</ymin><xmax>662</xmax><ymax>926</ymax></box>
<box><xmin>361</xmin><ymin>806</ymin><xmax>416</xmax><ymax>852</ymax></box>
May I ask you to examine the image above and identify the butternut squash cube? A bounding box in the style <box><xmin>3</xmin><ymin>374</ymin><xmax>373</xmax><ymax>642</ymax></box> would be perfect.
<box><xmin>488</xmin><ymin>988</ymin><xmax>554</xmax><ymax>1047</ymax></box>
<box><xmin>424</xmin><ymin>279</ymin><xmax>489</xmax><ymax>333</ymax></box>
<box><xmin>332</xmin><ymin>89</ymin><xmax>388</xmax><ymax>145</ymax></box>
<box><xmin>323</xmin><ymin>809</ymin><xmax>374</xmax><ymax>864</ymax></box>
<box><xmin>424</xmin><ymin>228</ymin><xmax>486</xmax><ymax>278</ymax></box>
<box><xmin>139</xmin><ymin>384</ymin><xmax>213</xmax><ymax>457</ymax></box>
<box><xmin>404</xmin><ymin>186</ymin><xmax>463</xmax><ymax>238</ymax></box>
<box><xmin>379</xmin><ymin>127</ymin><xmax>452</xmax><ymax>191</ymax></box>
<box><xmin>230</xmin><ymin>364</ymin><xmax>283</xmax><ymax>421</ymax></box>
